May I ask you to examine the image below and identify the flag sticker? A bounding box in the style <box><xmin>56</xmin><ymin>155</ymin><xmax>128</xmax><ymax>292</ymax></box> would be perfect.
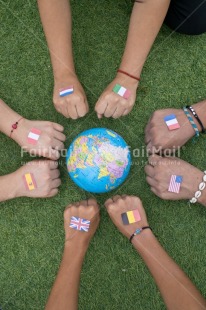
<box><xmin>168</xmin><ymin>175</ymin><xmax>183</xmax><ymax>193</ymax></box>
<box><xmin>28</xmin><ymin>128</ymin><xmax>41</xmax><ymax>145</ymax></box>
<box><xmin>113</xmin><ymin>84</ymin><xmax>131</xmax><ymax>99</ymax></box>
<box><xmin>69</xmin><ymin>216</ymin><xmax>90</xmax><ymax>232</ymax></box>
<box><xmin>164</xmin><ymin>114</ymin><xmax>180</xmax><ymax>131</ymax></box>
<box><xmin>59</xmin><ymin>86</ymin><xmax>74</xmax><ymax>97</ymax></box>
<box><xmin>121</xmin><ymin>209</ymin><xmax>141</xmax><ymax>225</ymax></box>
<box><xmin>23</xmin><ymin>173</ymin><xmax>37</xmax><ymax>191</ymax></box>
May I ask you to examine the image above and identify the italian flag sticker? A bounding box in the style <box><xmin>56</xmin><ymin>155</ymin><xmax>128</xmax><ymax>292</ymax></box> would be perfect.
<box><xmin>113</xmin><ymin>84</ymin><xmax>131</xmax><ymax>99</ymax></box>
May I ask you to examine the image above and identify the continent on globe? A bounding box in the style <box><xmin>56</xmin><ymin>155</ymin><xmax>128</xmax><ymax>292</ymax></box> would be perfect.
<box><xmin>66</xmin><ymin>128</ymin><xmax>131</xmax><ymax>193</ymax></box>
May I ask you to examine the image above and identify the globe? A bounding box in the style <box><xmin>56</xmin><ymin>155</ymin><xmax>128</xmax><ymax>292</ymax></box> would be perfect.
<box><xmin>66</xmin><ymin>128</ymin><xmax>131</xmax><ymax>193</ymax></box>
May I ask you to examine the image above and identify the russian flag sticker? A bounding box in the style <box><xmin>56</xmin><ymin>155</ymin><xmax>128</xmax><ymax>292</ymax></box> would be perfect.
<box><xmin>59</xmin><ymin>86</ymin><xmax>74</xmax><ymax>97</ymax></box>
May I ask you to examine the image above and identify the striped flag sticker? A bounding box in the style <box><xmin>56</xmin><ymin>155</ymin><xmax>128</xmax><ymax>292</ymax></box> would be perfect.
<box><xmin>121</xmin><ymin>209</ymin><xmax>141</xmax><ymax>225</ymax></box>
<box><xmin>168</xmin><ymin>175</ymin><xmax>183</xmax><ymax>193</ymax></box>
<box><xmin>23</xmin><ymin>173</ymin><xmax>37</xmax><ymax>191</ymax></box>
<box><xmin>28</xmin><ymin>128</ymin><xmax>41</xmax><ymax>145</ymax></box>
<box><xmin>113</xmin><ymin>84</ymin><xmax>131</xmax><ymax>99</ymax></box>
<box><xmin>164</xmin><ymin>114</ymin><xmax>180</xmax><ymax>130</ymax></box>
<box><xmin>59</xmin><ymin>86</ymin><xmax>74</xmax><ymax>97</ymax></box>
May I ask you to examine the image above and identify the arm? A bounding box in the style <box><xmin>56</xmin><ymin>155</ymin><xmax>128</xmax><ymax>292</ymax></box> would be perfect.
<box><xmin>120</xmin><ymin>0</ymin><xmax>171</xmax><ymax>77</ymax></box>
<box><xmin>105</xmin><ymin>195</ymin><xmax>206</xmax><ymax>310</ymax></box>
<box><xmin>37</xmin><ymin>0</ymin><xmax>88</xmax><ymax>119</ymax></box>
<box><xmin>0</xmin><ymin>98</ymin><xmax>65</xmax><ymax>160</ymax></box>
<box><xmin>37</xmin><ymin>0</ymin><xmax>74</xmax><ymax>80</ymax></box>
<box><xmin>133</xmin><ymin>230</ymin><xmax>206</xmax><ymax>310</ymax></box>
<box><xmin>145</xmin><ymin>100</ymin><xmax>206</xmax><ymax>152</ymax></box>
<box><xmin>45</xmin><ymin>200</ymin><xmax>100</xmax><ymax>310</ymax></box>
<box><xmin>95</xmin><ymin>0</ymin><xmax>171</xmax><ymax>119</ymax></box>
<box><xmin>45</xmin><ymin>243</ymin><xmax>86</xmax><ymax>310</ymax></box>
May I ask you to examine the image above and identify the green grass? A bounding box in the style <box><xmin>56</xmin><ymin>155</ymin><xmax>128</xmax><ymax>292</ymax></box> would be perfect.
<box><xmin>1</xmin><ymin>0</ymin><xmax>206</xmax><ymax>309</ymax></box>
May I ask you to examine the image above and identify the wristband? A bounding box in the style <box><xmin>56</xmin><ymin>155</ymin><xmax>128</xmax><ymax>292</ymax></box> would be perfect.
<box><xmin>186</xmin><ymin>105</ymin><xmax>205</xmax><ymax>134</ymax></box>
<box><xmin>117</xmin><ymin>69</ymin><xmax>141</xmax><ymax>82</ymax></box>
<box><xmin>190</xmin><ymin>171</ymin><xmax>206</xmax><ymax>204</ymax></box>
<box><xmin>129</xmin><ymin>226</ymin><xmax>152</xmax><ymax>243</ymax></box>
<box><xmin>10</xmin><ymin>117</ymin><xmax>24</xmax><ymax>138</ymax></box>
<box><xmin>183</xmin><ymin>107</ymin><xmax>200</xmax><ymax>138</ymax></box>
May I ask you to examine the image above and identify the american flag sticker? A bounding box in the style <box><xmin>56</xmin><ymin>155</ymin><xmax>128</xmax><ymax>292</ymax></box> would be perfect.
<box><xmin>113</xmin><ymin>84</ymin><xmax>131</xmax><ymax>99</ymax></box>
<box><xmin>168</xmin><ymin>175</ymin><xmax>183</xmax><ymax>193</ymax></box>
<box><xmin>69</xmin><ymin>216</ymin><xmax>90</xmax><ymax>232</ymax></box>
<box><xmin>28</xmin><ymin>128</ymin><xmax>41</xmax><ymax>145</ymax></box>
<box><xmin>164</xmin><ymin>114</ymin><xmax>180</xmax><ymax>131</ymax></box>
<box><xmin>23</xmin><ymin>173</ymin><xmax>37</xmax><ymax>191</ymax></box>
<box><xmin>59</xmin><ymin>86</ymin><xmax>74</xmax><ymax>97</ymax></box>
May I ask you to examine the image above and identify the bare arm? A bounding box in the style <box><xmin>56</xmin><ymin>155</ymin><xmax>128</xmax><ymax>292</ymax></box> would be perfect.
<box><xmin>120</xmin><ymin>0</ymin><xmax>171</xmax><ymax>76</ymax></box>
<box><xmin>37</xmin><ymin>0</ymin><xmax>89</xmax><ymax>119</ymax></box>
<box><xmin>95</xmin><ymin>0</ymin><xmax>171</xmax><ymax>119</ymax></box>
<box><xmin>37</xmin><ymin>0</ymin><xmax>75</xmax><ymax>80</ymax></box>
<box><xmin>133</xmin><ymin>230</ymin><xmax>206</xmax><ymax>310</ymax></box>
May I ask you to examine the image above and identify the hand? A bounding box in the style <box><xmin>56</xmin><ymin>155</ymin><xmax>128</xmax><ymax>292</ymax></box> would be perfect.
<box><xmin>13</xmin><ymin>119</ymin><xmax>66</xmax><ymax>160</ymax></box>
<box><xmin>105</xmin><ymin>195</ymin><xmax>148</xmax><ymax>239</ymax></box>
<box><xmin>145</xmin><ymin>109</ymin><xmax>196</xmax><ymax>153</ymax></box>
<box><xmin>64</xmin><ymin>199</ymin><xmax>100</xmax><ymax>246</ymax></box>
<box><xmin>53</xmin><ymin>74</ymin><xmax>89</xmax><ymax>119</ymax></box>
<box><xmin>13</xmin><ymin>160</ymin><xmax>61</xmax><ymax>198</ymax></box>
<box><xmin>95</xmin><ymin>74</ymin><xmax>139</xmax><ymax>119</ymax></box>
<box><xmin>145</xmin><ymin>155</ymin><xmax>204</xmax><ymax>201</ymax></box>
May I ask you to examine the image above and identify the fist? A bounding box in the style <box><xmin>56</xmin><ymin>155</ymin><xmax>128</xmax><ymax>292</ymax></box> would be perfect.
<box><xmin>53</xmin><ymin>75</ymin><xmax>89</xmax><ymax>119</ymax></box>
<box><xmin>95</xmin><ymin>75</ymin><xmax>139</xmax><ymax>119</ymax></box>
<box><xmin>64</xmin><ymin>199</ymin><xmax>100</xmax><ymax>245</ymax></box>
<box><xmin>145</xmin><ymin>155</ymin><xmax>203</xmax><ymax>201</ymax></box>
<box><xmin>14</xmin><ymin>160</ymin><xmax>61</xmax><ymax>198</ymax></box>
<box><xmin>105</xmin><ymin>195</ymin><xmax>149</xmax><ymax>239</ymax></box>
<box><xmin>145</xmin><ymin>109</ymin><xmax>195</xmax><ymax>153</ymax></box>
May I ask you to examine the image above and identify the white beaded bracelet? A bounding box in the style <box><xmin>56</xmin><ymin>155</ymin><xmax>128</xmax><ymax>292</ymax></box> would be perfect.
<box><xmin>190</xmin><ymin>171</ymin><xmax>206</xmax><ymax>204</ymax></box>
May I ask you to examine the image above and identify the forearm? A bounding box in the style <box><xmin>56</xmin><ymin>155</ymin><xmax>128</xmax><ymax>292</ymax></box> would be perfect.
<box><xmin>0</xmin><ymin>173</ymin><xmax>18</xmax><ymax>202</ymax></box>
<box><xmin>120</xmin><ymin>0</ymin><xmax>171</xmax><ymax>77</ymax></box>
<box><xmin>45</xmin><ymin>243</ymin><xmax>86</xmax><ymax>310</ymax></box>
<box><xmin>132</xmin><ymin>230</ymin><xmax>206</xmax><ymax>310</ymax></box>
<box><xmin>38</xmin><ymin>0</ymin><xmax>75</xmax><ymax>81</ymax></box>
<box><xmin>0</xmin><ymin>99</ymin><xmax>22</xmax><ymax>137</ymax></box>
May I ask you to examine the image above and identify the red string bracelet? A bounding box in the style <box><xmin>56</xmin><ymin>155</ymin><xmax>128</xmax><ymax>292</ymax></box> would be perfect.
<box><xmin>117</xmin><ymin>69</ymin><xmax>141</xmax><ymax>82</ymax></box>
<box><xmin>10</xmin><ymin>117</ymin><xmax>24</xmax><ymax>138</ymax></box>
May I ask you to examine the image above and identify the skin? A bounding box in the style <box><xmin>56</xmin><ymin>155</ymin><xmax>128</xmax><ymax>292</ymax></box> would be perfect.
<box><xmin>145</xmin><ymin>101</ymin><xmax>206</xmax><ymax>153</ymax></box>
<box><xmin>95</xmin><ymin>0</ymin><xmax>171</xmax><ymax>118</ymax></box>
<box><xmin>145</xmin><ymin>155</ymin><xmax>206</xmax><ymax>207</ymax></box>
<box><xmin>105</xmin><ymin>195</ymin><xmax>206</xmax><ymax>310</ymax></box>
<box><xmin>45</xmin><ymin>199</ymin><xmax>100</xmax><ymax>310</ymax></box>
<box><xmin>46</xmin><ymin>196</ymin><xmax>206</xmax><ymax>310</ymax></box>
<box><xmin>37</xmin><ymin>0</ymin><xmax>89</xmax><ymax>119</ymax></box>
<box><xmin>0</xmin><ymin>99</ymin><xmax>66</xmax><ymax>160</ymax></box>
<box><xmin>0</xmin><ymin>160</ymin><xmax>61</xmax><ymax>202</ymax></box>
<box><xmin>0</xmin><ymin>99</ymin><xmax>63</xmax><ymax>202</ymax></box>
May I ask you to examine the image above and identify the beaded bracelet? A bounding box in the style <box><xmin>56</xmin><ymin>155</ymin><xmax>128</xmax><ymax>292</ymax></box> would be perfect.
<box><xmin>183</xmin><ymin>107</ymin><xmax>200</xmax><ymax>138</ymax></box>
<box><xmin>190</xmin><ymin>171</ymin><xmax>206</xmax><ymax>204</ymax></box>
<box><xmin>129</xmin><ymin>226</ymin><xmax>152</xmax><ymax>243</ymax></box>
<box><xmin>10</xmin><ymin>117</ymin><xmax>24</xmax><ymax>138</ymax></box>
<box><xmin>186</xmin><ymin>106</ymin><xmax>205</xmax><ymax>134</ymax></box>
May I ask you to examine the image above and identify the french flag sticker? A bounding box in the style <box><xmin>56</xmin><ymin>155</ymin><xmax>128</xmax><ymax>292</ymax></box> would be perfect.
<box><xmin>164</xmin><ymin>114</ymin><xmax>180</xmax><ymax>131</ymax></box>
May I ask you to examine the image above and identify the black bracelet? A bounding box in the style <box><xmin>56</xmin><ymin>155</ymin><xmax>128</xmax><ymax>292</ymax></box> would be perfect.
<box><xmin>129</xmin><ymin>226</ymin><xmax>152</xmax><ymax>243</ymax></box>
<box><xmin>186</xmin><ymin>105</ymin><xmax>205</xmax><ymax>134</ymax></box>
